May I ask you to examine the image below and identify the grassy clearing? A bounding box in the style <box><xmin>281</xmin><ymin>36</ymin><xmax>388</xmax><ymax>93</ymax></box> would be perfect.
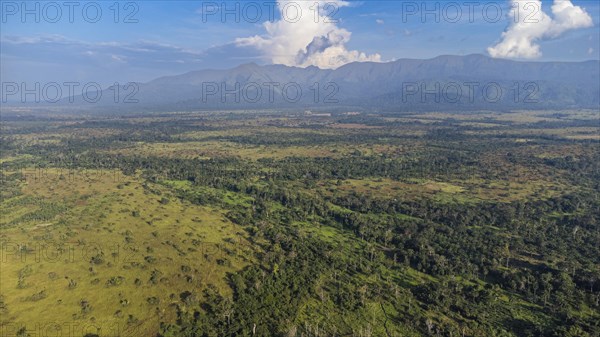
<box><xmin>318</xmin><ymin>177</ymin><xmax>568</xmax><ymax>204</ymax></box>
<box><xmin>0</xmin><ymin>170</ymin><xmax>254</xmax><ymax>336</ymax></box>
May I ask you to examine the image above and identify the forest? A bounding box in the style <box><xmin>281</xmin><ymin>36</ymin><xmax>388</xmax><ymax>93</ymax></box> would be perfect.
<box><xmin>0</xmin><ymin>109</ymin><xmax>598</xmax><ymax>337</ymax></box>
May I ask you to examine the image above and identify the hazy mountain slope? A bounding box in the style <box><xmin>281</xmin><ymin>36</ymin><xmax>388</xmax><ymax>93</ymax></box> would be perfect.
<box><xmin>14</xmin><ymin>54</ymin><xmax>599</xmax><ymax>112</ymax></box>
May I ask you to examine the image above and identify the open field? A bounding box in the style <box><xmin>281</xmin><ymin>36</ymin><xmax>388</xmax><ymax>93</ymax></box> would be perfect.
<box><xmin>1</xmin><ymin>170</ymin><xmax>254</xmax><ymax>336</ymax></box>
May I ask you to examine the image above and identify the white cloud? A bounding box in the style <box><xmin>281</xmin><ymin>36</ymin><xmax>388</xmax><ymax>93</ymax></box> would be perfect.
<box><xmin>111</xmin><ymin>55</ymin><xmax>127</xmax><ymax>63</ymax></box>
<box><xmin>589</xmin><ymin>47</ymin><xmax>594</xmax><ymax>55</ymax></box>
<box><xmin>488</xmin><ymin>0</ymin><xmax>593</xmax><ymax>59</ymax></box>
<box><xmin>376</xmin><ymin>19</ymin><xmax>384</xmax><ymax>25</ymax></box>
<box><xmin>235</xmin><ymin>0</ymin><xmax>381</xmax><ymax>69</ymax></box>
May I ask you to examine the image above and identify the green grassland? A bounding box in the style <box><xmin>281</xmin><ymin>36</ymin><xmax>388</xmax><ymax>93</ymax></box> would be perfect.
<box><xmin>1</xmin><ymin>170</ymin><xmax>254</xmax><ymax>336</ymax></box>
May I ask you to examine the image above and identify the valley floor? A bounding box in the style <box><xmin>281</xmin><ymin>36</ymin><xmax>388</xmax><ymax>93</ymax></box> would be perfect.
<box><xmin>1</xmin><ymin>109</ymin><xmax>599</xmax><ymax>336</ymax></box>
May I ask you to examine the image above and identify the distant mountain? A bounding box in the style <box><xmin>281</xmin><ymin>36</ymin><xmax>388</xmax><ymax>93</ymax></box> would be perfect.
<box><xmin>9</xmin><ymin>54</ymin><xmax>600</xmax><ymax>112</ymax></box>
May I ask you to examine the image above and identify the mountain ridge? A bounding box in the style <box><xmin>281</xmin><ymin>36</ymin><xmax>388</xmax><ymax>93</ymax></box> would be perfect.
<box><xmin>6</xmin><ymin>54</ymin><xmax>599</xmax><ymax>112</ymax></box>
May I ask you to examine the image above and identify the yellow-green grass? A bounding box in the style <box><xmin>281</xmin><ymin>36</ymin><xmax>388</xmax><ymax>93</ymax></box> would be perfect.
<box><xmin>464</xmin><ymin>127</ymin><xmax>599</xmax><ymax>139</ymax></box>
<box><xmin>405</xmin><ymin>110</ymin><xmax>598</xmax><ymax>125</ymax></box>
<box><xmin>0</xmin><ymin>154</ymin><xmax>35</xmax><ymax>164</ymax></box>
<box><xmin>317</xmin><ymin>177</ymin><xmax>569</xmax><ymax>204</ymax></box>
<box><xmin>101</xmin><ymin>140</ymin><xmax>416</xmax><ymax>160</ymax></box>
<box><xmin>1</xmin><ymin>170</ymin><xmax>254</xmax><ymax>336</ymax></box>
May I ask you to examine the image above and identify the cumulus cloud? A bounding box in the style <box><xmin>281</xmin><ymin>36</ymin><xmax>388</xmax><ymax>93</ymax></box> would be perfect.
<box><xmin>235</xmin><ymin>0</ymin><xmax>381</xmax><ymax>69</ymax></box>
<box><xmin>488</xmin><ymin>0</ymin><xmax>593</xmax><ymax>59</ymax></box>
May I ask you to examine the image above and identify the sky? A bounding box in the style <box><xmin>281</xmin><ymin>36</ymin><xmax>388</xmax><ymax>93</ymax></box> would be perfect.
<box><xmin>1</xmin><ymin>0</ymin><xmax>599</xmax><ymax>86</ymax></box>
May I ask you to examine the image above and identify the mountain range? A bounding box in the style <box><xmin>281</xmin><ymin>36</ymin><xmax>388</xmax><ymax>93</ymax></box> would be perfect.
<box><xmin>7</xmin><ymin>54</ymin><xmax>600</xmax><ymax>112</ymax></box>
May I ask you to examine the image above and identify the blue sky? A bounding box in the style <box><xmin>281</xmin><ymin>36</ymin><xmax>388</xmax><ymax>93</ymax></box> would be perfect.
<box><xmin>1</xmin><ymin>0</ymin><xmax>599</xmax><ymax>86</ymax></box>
